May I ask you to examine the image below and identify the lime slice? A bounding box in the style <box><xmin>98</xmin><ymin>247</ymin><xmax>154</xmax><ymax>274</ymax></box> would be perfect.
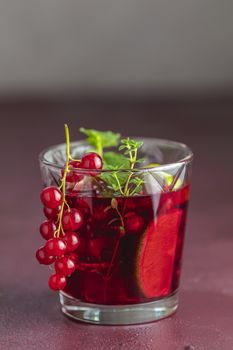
<box><xmin>144</xmin><ymin>163</ymin><xmax>161</xmax><ymax>168</ymax></box>
<box><xmin>136</xmin><ymin>209</ymin><xmax>182</xmax><ymax>298</ymax></box>
<box><xmin>159</xmin><ymin>172</ymin><xmax>182</xmax><ymax>190</ymax></box>
<box><xmin>144</xmin><ymin>164</ymin><xmax>183</xmax><ymax>189</ymax></box>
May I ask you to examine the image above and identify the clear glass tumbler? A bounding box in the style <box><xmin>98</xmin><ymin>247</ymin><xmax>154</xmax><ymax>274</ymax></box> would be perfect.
<box><xmin>39</xmin><ymin>138</ymin><xmax>193</xmax><ymax>325</ymax></box>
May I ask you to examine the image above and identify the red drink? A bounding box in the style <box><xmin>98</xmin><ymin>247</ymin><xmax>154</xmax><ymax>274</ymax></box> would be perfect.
<box><xmin>63</xmin><ymin>185</ymin><xmax>189</xmax><ymax>305</ymax></box>
<box><xmin>39</xmin><ymin>130</ymin><xmax>193</xmax><ymax>324</ymax></box>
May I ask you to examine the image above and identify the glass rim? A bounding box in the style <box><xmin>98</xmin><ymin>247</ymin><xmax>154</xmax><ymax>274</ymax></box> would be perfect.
<box><xmin>39</xmin><ymin>137</ymin><xmax>193</xmax><ymax>174</ymax></box>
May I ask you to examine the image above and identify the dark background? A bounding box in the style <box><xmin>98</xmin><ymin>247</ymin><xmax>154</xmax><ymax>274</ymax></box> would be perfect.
<box><xmin>0</xmin><ymin>98</ymin><xmax>233</xmax><ymax>349</ymax></box>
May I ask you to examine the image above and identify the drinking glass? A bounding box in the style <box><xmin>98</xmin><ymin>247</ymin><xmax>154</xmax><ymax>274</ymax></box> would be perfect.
<box><xmin>39</xmin><ymin>138</ymin><xmax>193</xmax><ymax>325</ymax></box>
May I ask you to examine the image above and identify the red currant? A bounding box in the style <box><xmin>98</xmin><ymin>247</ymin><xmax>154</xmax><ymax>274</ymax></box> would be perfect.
<box><xmin>92</xmin><ymin>204</ymin><xmax>113</xmax><ymax>224</ymax></box>
<box><xmin>75</xmin><ymin>198</ymin><xmax>91</xmax><ymax>218</ymax></box>
<box><xmin>125</xmin><ymin>212</ymin><xmax>144</xmax><ymax>234</ymax></box>
<box><xmin>36</xmin><ymin>246</ymin><xmax>55</xmax><ymax>265</ymax></box>
<box><xmin>45</xmin><ymin>238</ymin><xmax>67</xmax><ymax>257</ymax></box>
<box><xmin>55</xmin><ymin>256</ymin><xmax>76</xmax><ymax>276</ymax></box>
<box><xmin>76</xmin><ymin>237</ymin><xmax>88</xmax><ymax>258</ymax></box>
<box><xmin>68</xmin><ymin>252</ymin><xmax>79</xmax><ymax>264</ymax></box>
<box><xmin>80</xmin><ymin>152</ymin><xmax>102</xmax><ymax>175</ymax></box>
<box><xmin>40</xmin><ymin>186</ymin><xmax>62</xmax><ymax>209</ymax></box>
<box><xmin>63</xmin><ymin>231</ymin><xmax>80</xmax><ymax>252</ymax></box>
<box><xmin>87</xmin><ymin>237</ymin><xmax>104</xmax><ymax>259</ymax></box>
<box><xmin>69</xmin><ymin>160</ymin><xmax>81</xmax><ymax>167</ymax></box>
<box><xmin>61</xmin><ymin>160</ymin><xmax>84</xmax><ymax>183</ymax></box>
<box><xmin>39</xmin><ymin>220</ymin><xmax>56</xmax><ymax>240</ymax></box>
<box><xmin>62</xmin><ymin>208</ymin><xmax>83</xmax><ymax>231</ymax></box>
<box><xmin>87</xmin><ymin>237</ymin><xmax>110</xmax><ymax>260</ymax></box>
<box><xmin>48</xmin><ymin>273</ymin><xmax>67</xmax><ymax>291</ymax></box>
<box><xmin>43</xmin><ymin>206</ymin><xmax>60</xmax><ymax>220</ymax></box>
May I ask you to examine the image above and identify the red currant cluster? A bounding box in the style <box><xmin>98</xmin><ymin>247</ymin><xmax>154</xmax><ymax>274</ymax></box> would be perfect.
<box><xmin>36</xmin><ymin>151</ymin><xmax>103</xmax><ymax>291</ymax></box>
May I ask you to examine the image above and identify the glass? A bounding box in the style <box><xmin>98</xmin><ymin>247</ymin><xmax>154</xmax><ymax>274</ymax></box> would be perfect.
<box><xmin>39</xmin><ymin>138</ymin><xmax>193</xmax><ymax>324</ymax></box>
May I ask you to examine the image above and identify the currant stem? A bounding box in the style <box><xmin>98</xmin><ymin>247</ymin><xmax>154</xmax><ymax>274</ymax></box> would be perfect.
<box><xmin>54</xmin><ymin>124</ymin><xmax>71</xmax><ymax>238</ymax></box>
<box><xmin>104</xmin><ymin>198</ymin><xmax>125</xmax><ymax>297</ymax></box>
<box><xmin>115</xmin><ymin>205</ymin><xmax>125</xmax><ymax>230</ymax></box>
<box><xmin>65</xmin><ymin>124</ymin><xmax>71</xmax><ymax>161</ymax></box>
<box><xmin>105</xmin><ymin>238</ymin><xmax>120</xmax><ymax>281</ymax></box>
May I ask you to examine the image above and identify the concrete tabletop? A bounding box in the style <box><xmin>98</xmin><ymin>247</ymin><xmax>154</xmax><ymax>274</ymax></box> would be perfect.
<box><xmin>0</xmin><ymin>97</ymin><xmax>232</xmax><ymax>350</ymax></box>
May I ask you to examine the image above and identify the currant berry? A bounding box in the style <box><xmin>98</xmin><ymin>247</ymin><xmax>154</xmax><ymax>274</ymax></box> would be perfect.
<box><xmin>75</xmin><ymin>198</ymin><xmax>91</xmax><ymax>218</ymax></box>
<box><xmin>63</xmin><ymin>231</ymin><xmax>80</xmax><ymax>252</ymax></box>
<box><xmin>87</xmin><ymin>237</ymin><xmax>104</xmax><ymax>259</ymax></box>
<box><xmin>69</xmin><ymin>160</ymin><xmax>81</xmax><ymax>167</ymax></box>
<box><xmin>87</xmin><ymin>237</ymin><xmax>110</xmax><ymax>260</ymax></box>
<box><xmin>40</xmin><ymin>186</ymin><xmax>62</xmax><ymax>209</ymax></box>
<box><xmin>43</xmin><ymin>206</ymin><xmax>60</xmax><ymax>220</ymax></box>
<box><xmin>36</xmin><ymin>246</ymin><xmax>55</xmax><ymax>265</ymax></box>
<box><xmin>69</xmin><ymin>160</ymin><xmax>84</xmax><ymax>181</ymax></box>
<box><xmin>80</xmin><ymin>152</ymin><xmax>102</xmax><ymax>175</ymax></box>
<box><xmin>45</xmin><ymin>238</ymin><xmax>67</xmax><ymax>257</ymax></box>
<box><xmin>125</xmin><ymin>212</ymin><xmax>144</xmax><ymax>234</ymax></box>
<box><xmin>48</xmin><ymin>273</ymin><xmax>67</xmax><ymax>291</ymax></box>
<box><xmin>39</xmin><ymin>220</ymin><xmax>56</xmax><ymax>240</ymax></box>
<box><xmin>55</xmin><ymin>256</ymin><xmax>76</xmax><ymax>276</ymax></box>
<box><xmin>62</xmin><ymin>208</ymin><xmax>83</xmax><ymax>231</ymax></box>
<box><xmin>61</xmin><ymin>160</ymin><xmax>84</xmax><ymax>183</ymax></box>
<box><xmin>92</xmin><ymin>204</ymin><xmax>113</xmax><ymax>224</ymax></box>
<box><xmin>68</xmin><ymin>252</ymin><xmax>79</xmax><ymax>264</ymax></box>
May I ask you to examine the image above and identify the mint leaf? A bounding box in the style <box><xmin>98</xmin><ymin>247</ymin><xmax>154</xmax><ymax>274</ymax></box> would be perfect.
<box><xmin>128</xmin><ymin>176</ymin><xmax>144</xmax><ymax>195</ymax></box>
<box><xmin>80</xmin><ymin>128</ymin><xmax>120</xmax><ymax>156</ymax></box>
<box><xmin>100</xmin><ymin>170</ymin><xmax>129</xmax><ymax>195</ymax></box>
<box><xmin>103</xmin><ymin>151</ymin><xmax>130</xmax><ymax>169</ymax></box>
<box><xmin>130</xmin><ymin>177</ymin><xmax>143</xmax><ymax>185</ymax></box>
<box><xmin>120</xmin><ymin>138</ymin><xmax>143</xmax><ymax>150</ymax></box>
<box><xmin>135</xmin><ymin>158</ymin><xmax>145</xmax><ymax>164</ymax></box>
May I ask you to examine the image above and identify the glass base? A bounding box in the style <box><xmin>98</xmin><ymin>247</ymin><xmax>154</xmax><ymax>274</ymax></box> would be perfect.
<box><xmin>59</xmin><ymin>291</ymin><xmax>178</xmax><ymax>325</ymax></box>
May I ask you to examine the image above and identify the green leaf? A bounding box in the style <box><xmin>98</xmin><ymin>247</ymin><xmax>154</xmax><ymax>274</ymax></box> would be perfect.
<box><xmin>120</xmin><ymin>138</ymin><xmax>130</xmax><ymax>145</ymax></box>
<box><xmin>100</xmin><ymin>170</ymin><xmax>129</xmax><ymax>195</ymax></box>
<box><xmin>134</xmin><ymin>141</ymin><xmax>143</xmax><ymax>148</ymax></box>
<box><xmin>111</xmin><ymin>183</ymin><xmax>119</xmax><ymax>191</ymax></box>
<box><xmin>120</xmin><ymin>138</ymin><xmax>143</xmax><ymax>150</ymax></box>
<box><xmin>103</xmin><ymin>152</ymin><xmax>130</xmax><ymax>169</ymax></box>
<box><xmin>130</xmin><ymin>177</ymin><xmax>143</xmax><ymax>185</ymax></box>
<box><xmin>80</xmin><ymin>128</ymin><xmax>121</xmax><ymax>156</ymax></box>
<box><xmin>135</xmin><ymin>158</ymin><xmax>145</xmax><ymax>164</ymax></box>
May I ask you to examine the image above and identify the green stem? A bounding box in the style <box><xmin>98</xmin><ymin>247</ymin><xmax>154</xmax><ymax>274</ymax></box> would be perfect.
<box><xmin>96</xmin><ymin>135</ymin><xmax>103</xmax><ymax>157</ymax></box>
<box><xmin>115</xmin><ymin>206</ymin><xmax>125</xmax><ymax>230</ymax></box>
<box><xmin>123</xmin><ymin>145</ymin><xmax>137</xmax><ymax>196</ymax></box>
<box><xmin>129</xmin><ymin>179</ymin><xmax>143</xmax><ymax>196</ymax></box>
<box><xmin>123</xmin><ymin>172</ymin><xmax>133</xmax><ymax>196</ymax></box>
<box><xmin>113</xmin><ymin>172</ymin><xmax>124</xmax><ymax>196</ymax></box>
<box><xmin>54</xmin><ymin>124</ymin><xmax>71</xmax><ymax>238</ymax></box>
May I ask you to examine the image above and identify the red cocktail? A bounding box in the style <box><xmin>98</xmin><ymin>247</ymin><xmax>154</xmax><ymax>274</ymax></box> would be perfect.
<box><xmin>38</xmin><ymin>126</ymin><xmax>193</xmax><ymax>324</ymax></box>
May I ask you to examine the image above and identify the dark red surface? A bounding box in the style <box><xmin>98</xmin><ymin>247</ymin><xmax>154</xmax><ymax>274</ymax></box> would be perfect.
<box><xmin>0</xmin><ymin>97</ymin><xmax>233</xmax><ymax>349</ymax></box>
